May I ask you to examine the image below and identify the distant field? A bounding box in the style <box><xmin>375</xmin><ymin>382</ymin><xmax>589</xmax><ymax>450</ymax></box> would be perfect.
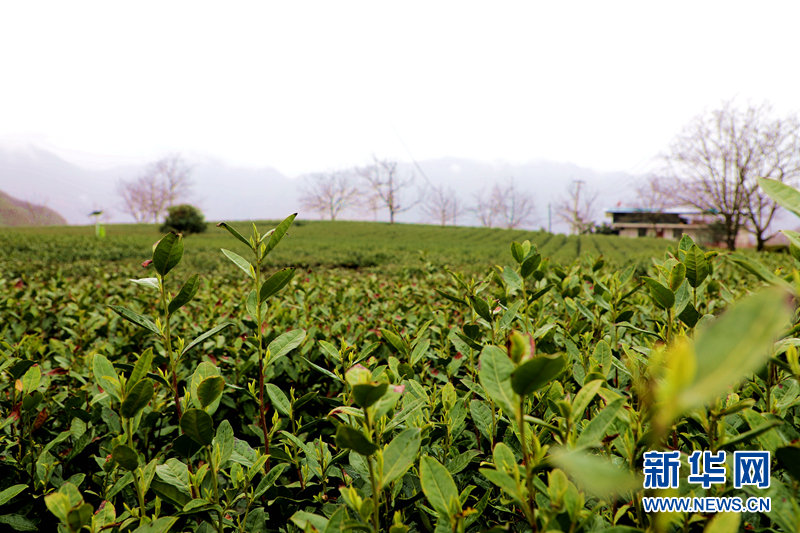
<box><xmin>1</xmin><ymin>219</ymin><xmax>675</xmax><ymax>275</ymax></box>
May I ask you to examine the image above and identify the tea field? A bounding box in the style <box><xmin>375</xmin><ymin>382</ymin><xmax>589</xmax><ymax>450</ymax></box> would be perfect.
<box><xmin>1</xmin><ymin>213</ymin><xmax>800</xmax><ymax>533</ymax></box>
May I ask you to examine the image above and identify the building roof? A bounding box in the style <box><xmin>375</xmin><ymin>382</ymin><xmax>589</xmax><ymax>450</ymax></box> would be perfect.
<box><xmin>605</xmin><ymin>207</ymin><xmax>714</xmax><ymax>215</ymax></box>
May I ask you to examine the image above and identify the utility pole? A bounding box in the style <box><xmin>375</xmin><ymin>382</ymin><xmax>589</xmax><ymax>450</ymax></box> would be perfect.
<box><xmin>548</xmin><ymin>203</ymin><xmax>552</xmax><ymax>233</ymax></box>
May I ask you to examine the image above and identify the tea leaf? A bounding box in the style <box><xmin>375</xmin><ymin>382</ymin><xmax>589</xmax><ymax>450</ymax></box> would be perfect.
<box><xmin>93</xmin><ymin>354</ymin><xmax>121</xmax><ymax>402</ymax></box>
<box><xmin>152</xmin><ymin>232</ymin><xmax>183</xmax><ymax>276</ymax></box>
<box><xmin>760</xmin><ymin>177</ymin><xmax>800</xmax><ymax>218</ymax></box>
<box><xmin>127</xmin><ymin>348</ymin><xmax>154</xmax><ymax>393</ymax></box>
<box><xmin>267</xmin><ymin>329</ymin><xmax>306</xmax><ymax>363</ymax></box>
<box><xmin>420</xmin><ymin>455</ymin><xmax>460</xmax><ymax>519</ymax></box>
<box><xmin>549</xmin><ymin>448</ymin><xmax>640</xmax><ymax>500</ymax></box>
<box><xmin>642</xmin><ymin>277</ymin><xmax>674</xmax><ymax>309</ymax></box>
<box><xmin>168</xmin><ymin>274</ymin><xmax>200</xmax><ymax>314</ymax></box>
<box><xmin>265</xmin><ymin>384</ymin><xmax>291</xmax><ymax>417</ymax></box>
<box><xmin>112</xmin><ymin>444</ymin><xmax>139</xmax><ymax>471</ymax></box>
<box><xmin>684</xmin><ymin>245</ymin><xmax>709</xmax><ymax>288</ymax></box>
<box><xmin>108</xmin><ymin>305</ymin><xmax>160</xmax><ymax>336</ymax></box>
<box><xmin>263</xmin><ymin>213</ymin><xmax>297</xmax><ymax>255</ymax></box>
<box><xmin>217</xmin><ymin>222</ymin><xmax>252</xmax><ymax>249</ymax></box>
<box><xmin>352</xmin><ymin>382</ymin><xmax>388</xmax><ymax>408</ymax></box>
<box><xmin>182</xmin><ymin>322</ymin><xmax>234</xmax><ymax>357</ymax></box>
<box><xmin>259</xmin><ymin>268</ymin><xmax>295</xmax><ymax>303</ymax></box>
<box><xmin>335</xmin><ymin>425</ymin><xmax>378</xmax><ymax>456</ymax></box>
<box><xmin>511</xmin><ymin>354</ymin><xmax>566</xmax><ymax>396</ymax></box>
<box><xmin>197</xmin><ymin>376</ymin><xmax>225</xmax><ymax>408</ymax></box>
<box><xmin>679</xmin><ymin>288</ymin><xmax>791</xmax><ymax>411</ymax></box>
<box><xmin>478</xmin><ymin>345</ymin><xmax>517</xmax><ymax>416</ymax></box>
<box><xmin>0</xmin><ymin>484</ymin><xmax>27</xmax><ymax>506</ymax></box>
<box><xmin>120</xmin><ymin>378</ymin><xmax>154</xmax><ymax>418</ymax></box>
<box><xmin>180</xmin><ymin>409</ymin><xmax>214</xmax><ymax>446</ymax></box>
<box><xmin>221</xmin><ymin>248</ymin><xmax>255</xmax><ymax>279</ymax></box>
<box><xmin>381</xmin><ymin>428</ymin><xmax>421</xmax><ymax>488</ymax></box>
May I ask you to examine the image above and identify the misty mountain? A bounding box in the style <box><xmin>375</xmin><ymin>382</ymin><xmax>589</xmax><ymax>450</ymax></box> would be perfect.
<box><xmin>0</xmin><ymin>189</ymin><xmax>67</xmax><ymax>226</ymax></box>
<box><xmin>0</xmin><ymin>145</ymin><xmax>643</xmax><ymax>231</ymax></box>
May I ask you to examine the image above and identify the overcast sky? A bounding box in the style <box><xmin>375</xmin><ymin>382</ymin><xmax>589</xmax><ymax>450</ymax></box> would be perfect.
<box><xmin>1</xmin><ymin>1</ymin><xmax>799</xmax><ymax>176</ymax></box>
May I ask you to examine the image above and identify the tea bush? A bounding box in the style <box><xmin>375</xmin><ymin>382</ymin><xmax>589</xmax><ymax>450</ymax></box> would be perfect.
<box><xmin>1</xmin><ymin>190</ymin><xmax>800</xmax><ymax>532</ymax></box>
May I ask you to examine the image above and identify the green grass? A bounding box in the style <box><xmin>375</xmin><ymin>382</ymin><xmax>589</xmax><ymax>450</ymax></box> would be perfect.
<box><xmin>2</xmin><ymin>219</ymin><xmax>675</xmax><ymax>275</ymax></box>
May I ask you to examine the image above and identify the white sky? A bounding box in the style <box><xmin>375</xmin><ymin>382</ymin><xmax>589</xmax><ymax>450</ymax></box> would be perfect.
<box><xmin>1</xmin><ymin>1</ymin><xmax>799</xmax><ymax>176</ymax></box>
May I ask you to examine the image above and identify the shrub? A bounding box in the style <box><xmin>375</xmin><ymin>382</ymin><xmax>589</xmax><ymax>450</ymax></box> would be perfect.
<box><xmin>160</xmin><ymin>204</ymin><xmax>207</xmax><ymax>234</ymax></box>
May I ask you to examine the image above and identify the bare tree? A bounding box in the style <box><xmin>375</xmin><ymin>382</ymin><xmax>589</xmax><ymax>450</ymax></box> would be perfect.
<box><xmin>299</xmin><ymin>170</ymin><xmax>360</xmax><ymax>220</ymax></box>
<box><xmin>472</xmin><ymin>188</ymin><xmax>497</xmax><ymax>227</ymax></box>
<box><xmin>490</xmin><ymin>178</ymin><xmax>535</xmax><ymax>229</ymax></box>
<box><xmin>357</xmin><ymin>156</ymin><xmax>418</xmax><ymax>224</ymax></box>
<box><xmin>556</xmin><ymin>179</ymin><xmax>597</xmax><ymax>234</ymax></box>
<box><xmin>118</xmin><ymin>155</ymin><xmax>192</xmax><ymax>224</ymax></box>
<box><xmin>422</xmin><ymin>185</ymin><xmax>462</xmax><ymax>226</ymax></box>
<box><xmin>661</xmin><ymin>101</ymin><xmax>800</xmax><ymax>250</ymax></box>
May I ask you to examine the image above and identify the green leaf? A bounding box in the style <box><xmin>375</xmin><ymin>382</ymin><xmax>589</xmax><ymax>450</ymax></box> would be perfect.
<box><xmin>152</xmin><ymin>232</ymin><xmax>183</xmax><ymax>276</ymax></box>
<box><xmin>679</xmin><ymin>288</ymin><xmax>791</xmax><ymax>411</ymax></box>
<box><xmin>502</xmin><ymin>267</ymin><xmax>523</xmax><ymax>291</ymax></box>
<box><xmin>668</xmin><ymin>263</ymin><xmax>685</xmax><ymax>291</ymax></box>
<box><xmin>253</xmin><ymin>464</ymin><xmax>288</xmax><ymax>498</ymax></box>
<box><xmin>570</xmin><ymin>379</ymin><xmax>604</xmax><ymax>423</ymax></box>
<box><xmin>576</xmin><ymin>398</ymin><xmax>624</xmax><ymax>447</ymax></box>
<box><xmin>684</xmin><ymin>245</ymin><xmax>709</xmax><ymax>288</ymax></box>
<box><xmin>759</xmin><ymin>177</ymin><xmax>800</xmax><ymax>218</ymax></box>
<box><xmin>381</xmin><ymin>428</ymin><xmax>421</xmax><ymax>489</ymax></box>
<box><xmin>259</xmin><ymin>268</ymin><xmax>295</xmax><ymax>302</ymax></box>
<box><xmin>478</xmin><ymin>345</ymin><xmax>517</xmax><ymax>416</ymax></box>
<box><xmin>0</xmin><ymin>514</ymin><xmax>37</xmax><ymax>531</ymax></box>
<box><xmin>511</xmin><ymin>354</ymin><xmax>565</xmax><ymax>396</ymax></box>
<box><xmin>112</xmin><ymin>444</ymin><xmax>139</xmax><ymax>471</ymax></box>
<box><xmin>0</xmin><ymin>484</ymin><xmax>27</xmax><ymax>506</ymax></box>
<box><xmin>703</xmin><ymin>512</ymin><xmax>740</xmax><ymax>533</ymax></box>
<box><xmin>352</xmin><ymin>382</ymin><xmax>388</xmax><ymax>408</ymax></box>
<box><xmin>420</xmin><ymin>455</ymin><xmax>460</xmax><ymax>519</ymax></box>
<box><xmin>108</xmin><ymin>305</ymin><xmax>160</xmax><ymax>335</ymax></box>
<box><xmin>480</xmin><ymin>468</ymin><xmax>524</xmax><ymax>505</ymax></box>
<box><xmin>180</xmin><ymin>409</ymin><xmax>215</xmax><ymax>446</ymax></box>
<box><xmin>380</xmin><ymin>328</ymin><xmax>410</xmax><ymax>357</ymax></box>
<box><xmin>197</xmin><ymin>376</ymin><xmax>225</xmax><ymax>409</ymax></box>
<box><xmin>212</xmin><ymin>420</ymin><xmax>235</xmax><ymax>469</ymax></box>
<box><xmin>335</xmin><ymin>425</ymin><xmax>378</xmax><ymax>456</ymax></box>
<box><xmin>66</xmin><ymin>503</ymin><xmax>93</xmax><ymax>532</ymax></box>
<box><xmin>155</xmin><ymin>458</ymin><xmax>191</xmax><ymax>496</ymax></box>
<box><xmin>266</xmin><ymin>329</ymin><xmax>306</xmax><ymax>363</ymax></box>
<box><xmin>129</xmin><ymin>277</ymin><xmax>160</xmax><ymax>290</ymax></box>
<box><xmin>127</xmin><ymin>348</ymin><xmax>154</xmax><ymax>393</ymax></box>
<box><xmin>470</xmin><ymin>296</ymin><xmax>492</xmax><ymax>323</ymax></box>
<box><xmin>678</xmin><ymin>302</ymin><xmax>701</xmax><ymax>328</ymax></box>
<box><xmin>168</xmin><ymin>274</ymin><xmax>200</xmax><ymax>314</ymax></box>
<box><xmin>221</xmin><ymin>248</ymin><xmax>255</xmax><ymax>279</ymax></box>
<box><xmin>549</xmin><ymin>448</ymin><xmax>640</xmax><ymax>500</ymax></box>
<box><xmin>263</xmin><ymin>213</ymin><xmax>296</xmax><ymax>255</ymax></box>
<box><xmin>642</xmin><ymin>277</ymin><xmax>674</xmax><ymax>309</ymax></box>
<box><xmin>727</xmin><ymin>253</ymin><xmax>790</xmax><ymax>288</ymax></box>
<box><xmin>290</xmin><ymin>511</ymin><xmax>328</xmax><ymax>532</ymax></box>
<box><xmin>20</xmin><ymin>364</ymin><xmax>40</xmax><ymax>394</ymax></box>
<box><xmin>265</xmin><ymin>384</ymin><xmax>291</xmax><ymax>417</ymax></box>
<box><xmin>120</xmin><ymin>379</ymin><xmax>154</xmax><ymax>418</ymax></box>
<box><xmin>131</xmin><ymin>516</ymin><xmax>179</xmax><ymax>533</ymax></box>
<box><xmin>511</xmin><ymin>242</ymin><xmax>525</xmax><ymax>263</ymax></box>
<box><xmin>217</xmin><ymin>222</ymin><xmax>252</xmax><ymax>249</ymax></box>
<box><xmin>93</xmin><ymin>354</ymin><xmax>121</xmax><ymax>402</ymax></box>
<box><xmin>181</xmin><ymin>322</ymin><xmax>234</xmax><ymax>356</ymax></box>
<box><xmin>44</xmin><ymin>492</ymin><xmax>71</xmax><ymax>522</ymax></box>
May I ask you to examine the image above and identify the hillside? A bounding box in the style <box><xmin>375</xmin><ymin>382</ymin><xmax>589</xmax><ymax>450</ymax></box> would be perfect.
<box><xmin>0</xmin><ymin>190</ymin><xmax>67</xmax><ymax>226</ymax></box>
